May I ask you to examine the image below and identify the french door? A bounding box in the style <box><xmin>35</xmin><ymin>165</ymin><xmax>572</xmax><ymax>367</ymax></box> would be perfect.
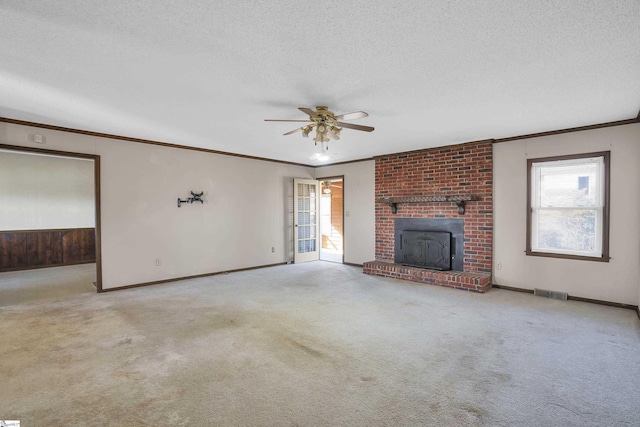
<box><xmin>293</xmin><ymin>178</ymin><xmax>320</xmax><ymax>263</ymax></box>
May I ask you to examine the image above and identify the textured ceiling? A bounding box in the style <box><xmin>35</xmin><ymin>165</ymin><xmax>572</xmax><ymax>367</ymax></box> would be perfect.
<box><xmin>1</xmin><ymin>1</ymin><xmax>639</xmax><ymax>165</ymax></box>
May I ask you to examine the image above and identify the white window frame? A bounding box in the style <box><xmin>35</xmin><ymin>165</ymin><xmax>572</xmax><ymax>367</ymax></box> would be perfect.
<box><xmin>526</xmin><ymin>152</ymin><xmax>610</xmax><ymax>262</ymax></box>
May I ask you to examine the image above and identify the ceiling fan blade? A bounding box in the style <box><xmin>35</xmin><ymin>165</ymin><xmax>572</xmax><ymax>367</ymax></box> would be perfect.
<box><xmin>336</xmin><ymin>121</ymin><xmax>375</xmax><ymax>132</ymax></box>
<box><xmin>264</xmin><ymin>119</ymin><xmax>313</xmax><ymax>122</ymax></box>
<box><xmin>283</xmin><ymin>127</ymin><xmax>303</xmax><ymax>136</ymax></box>
<box><xmin>298</xmin><ymin>107</ymin><xmax>320</xmax><ymax>118</ymax></box>
<box><xmin>334</xmin><ymin>111</ymin><xmax>368</xmax><ymax>121</ymax></box>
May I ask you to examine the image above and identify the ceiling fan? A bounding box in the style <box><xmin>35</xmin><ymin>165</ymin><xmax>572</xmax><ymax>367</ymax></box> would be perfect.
<box><xmin>264</xmin><ymin>106</ymin><xmax>374</xmax><ymax>144</ymax></box>
<box><xmin>321</xmin><ymin>180</ymin><xmax>342</xmax><ymax>194</ymax></box>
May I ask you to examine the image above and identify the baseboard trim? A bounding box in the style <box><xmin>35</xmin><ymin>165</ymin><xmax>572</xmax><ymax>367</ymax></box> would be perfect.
<box><xmin>0</xmin><ymin>259</ymin><xmax>96</xmax><ymax>273</ymax></box>
<box><xmin>566</xmin><ymin>295</ymin><xmax>638</xmax><ymax>311</ymax></box>
<box><xmin>492</xmin><ymin>284</ymin><xmax>639</xmax><ymax>312</ymax></box>
<box><xmin>491</xmin><ymin>284</ymin><xmax>534</xmax><ymax>294</ymax></box>
<box><xmin>343</xmin><ymin>262</ymin><xmax>364</xmax><ymax>268</ymax></box>
<box><xmin>100</xmin><ymin>262</ymin><xmax>287</xmax><ymax>293</ymax></box>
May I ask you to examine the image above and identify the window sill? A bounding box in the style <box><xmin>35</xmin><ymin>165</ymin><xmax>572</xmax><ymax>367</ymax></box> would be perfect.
<box><xmin>525</xmin><ymin>250</ymin><xmax>610</xmax><ymax>262</ymax></box>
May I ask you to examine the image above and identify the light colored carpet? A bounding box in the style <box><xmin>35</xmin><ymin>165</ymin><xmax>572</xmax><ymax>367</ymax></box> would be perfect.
<box><xmin>1</xmin><ymin>262</ymin><xmax>638</xmax><ymax>426</ymax></box>
<box><xmin>0</xmin><ymin>263</ymin><xmax>96</xmax><ymax>307</ymax></box>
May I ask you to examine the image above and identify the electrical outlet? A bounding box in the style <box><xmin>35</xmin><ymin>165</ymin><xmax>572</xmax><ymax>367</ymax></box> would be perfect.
<box><xmin>271</xmin><ymin>247</ymin><xmax>275</xmax><ymax>253</ymax></box>
<box><xmin>155</xmin><ymin>258</ymin><xmax>161</xmax><ymax>266</ymax></box>
<box><xmin>345</xmin><ymin>211</ymin><xmax>350</xmax><ymax>217</ymax></box>
<box><xmin>32</xmin><ymin>134</ymin><xmax>46</xmax><ymax>144</ymax></box>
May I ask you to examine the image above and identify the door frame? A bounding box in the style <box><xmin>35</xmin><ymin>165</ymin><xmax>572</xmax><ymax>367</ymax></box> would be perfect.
<box><xmin>315</xmin><ymin>175</ymin><xmax>345</xmax><ymax>264</ymax></box>
<box><xmin>0</xmin><ymin>143</ymin><xmax>103</xmax><ymax>292</ymax></box>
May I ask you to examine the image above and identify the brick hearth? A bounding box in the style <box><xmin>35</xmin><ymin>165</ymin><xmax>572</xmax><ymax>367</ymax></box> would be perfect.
<box><xmin>365</xmin><ymin>140</ymin><xmax>493</xmax><ymax>292</ymax></box>
<box><xmin>363</xmin><ymin>261</ymin><xmax>492</xmax><ymax>293</ymax></box>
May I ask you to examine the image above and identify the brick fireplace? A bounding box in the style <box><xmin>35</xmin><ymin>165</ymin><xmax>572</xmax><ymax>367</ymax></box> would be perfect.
<box><xmin>363</xmin><ymin>140</ymin><xmax>493</xmax><ymax>292</ymax></box>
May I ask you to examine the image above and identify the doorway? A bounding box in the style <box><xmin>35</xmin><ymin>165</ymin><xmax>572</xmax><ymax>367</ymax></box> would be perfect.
<box><xmin>318</xmin><ymin>177</ymin><xmax>344</xmax><ymax>263</ymax></box>
<box><xmin>293</xmin><ymin>178</ymin><xmax>320</xmax><ymax>264</ymax></box>
<box><xmin>0</xmin><ymin>144</ymin><xmax>102</xmax><ymax>306</ymax></box>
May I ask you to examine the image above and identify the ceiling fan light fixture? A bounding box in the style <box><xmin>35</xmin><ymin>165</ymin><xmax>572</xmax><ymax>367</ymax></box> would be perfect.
<box><xmin>265</xmin><ymin>106</ymin><xmax>373</xmax><ymax>159</ymax></box>
<box><xmin>330</xmin><ymin>126</ymin><xmax>341</xmax><ymax>140</ymax></box>
<box><xmin>314</xmin><ymin>131</ymin><xmax>329</xmax><ymax>144</ymax></box>
<box><xmin>301</xmin><ymin>125</ymin><xmax>313</xmax><ymax>138</ymax></box>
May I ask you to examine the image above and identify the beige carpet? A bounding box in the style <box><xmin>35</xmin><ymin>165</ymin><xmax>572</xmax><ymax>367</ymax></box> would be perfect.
<box><xmin>0</xmin><ymin>263</ymin><xmax>96</xmax><ymax>307</ymax></box>
<box><xmin>1</xmin><ymin>262</ymin><xmax>639</xmax><ymax>426</ymax></box>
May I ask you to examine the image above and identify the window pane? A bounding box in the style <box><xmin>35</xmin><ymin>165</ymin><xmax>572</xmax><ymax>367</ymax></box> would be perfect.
<box><xmin>538</xmin><ymin>161</ymin><xmax>599</xmax><ymax>208</ymax></box>
<box><xmin>535</xmin><ymin>209</ymin><xmax>597</xmax><ymax>253</ymax></box>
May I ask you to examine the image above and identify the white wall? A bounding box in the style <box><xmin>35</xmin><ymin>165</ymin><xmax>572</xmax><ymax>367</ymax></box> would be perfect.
<box><xmin>0</xmin><ymin>150</ymin><xmax>94</xmax><ymax>230</ymax></box>
<box><xmin>0</xmin><ymin>122</ymin><xmax>314</xmax><ymax>289</ymax></box>
<box><xmin>494</xmin><ymin>123</ymin><xmax>640</xmax><ymax>305</ymax></box>
<box><xmin>316</xmin><ymin>160</ymin><xmax>375</xmax><ymax>265</ymax></box>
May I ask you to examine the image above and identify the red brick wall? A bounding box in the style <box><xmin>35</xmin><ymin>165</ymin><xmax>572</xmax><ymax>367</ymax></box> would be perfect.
<box><xmin>374</xmin><ymin>140</ymin><xmax>493</xmax><ymax>273</ymax></box>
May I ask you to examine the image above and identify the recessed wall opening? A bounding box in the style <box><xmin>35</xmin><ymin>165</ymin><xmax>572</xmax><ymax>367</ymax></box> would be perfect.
<box><xmin>0</xmin><ymin>145</ymin><xmax>102</xmax><ymax>306</ymax></box>
<box><xmin>318</xmin><ymin>177</ymin><xmax>344</xmax><ymax>263</ymax></box>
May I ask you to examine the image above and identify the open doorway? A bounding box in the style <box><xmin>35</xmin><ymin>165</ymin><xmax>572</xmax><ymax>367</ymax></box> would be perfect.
<box><xmin>318</xmin><ymin>177</ymin><xmax>344</xmax><ymax>263</ymax></box>
<box><xmin>0</xmin><ymin>145</ymin><xmax>101</xmax><ymax>306</ymax></box>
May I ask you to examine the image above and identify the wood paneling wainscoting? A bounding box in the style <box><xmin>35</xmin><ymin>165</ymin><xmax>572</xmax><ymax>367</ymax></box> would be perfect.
<box><xmin>0</xmin><ymin>228</ymin><xmax>95</xmax><ymax>272</ymax></box>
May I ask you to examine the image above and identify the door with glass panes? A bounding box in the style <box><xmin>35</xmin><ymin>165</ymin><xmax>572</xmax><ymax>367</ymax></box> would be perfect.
<box><xmin>293</xmin><ymin>179</ymin><xmax>320</xmax><ymax>263</ymax></box>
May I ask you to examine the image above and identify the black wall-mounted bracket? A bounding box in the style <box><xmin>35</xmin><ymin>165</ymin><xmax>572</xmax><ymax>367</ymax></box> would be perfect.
<box><xmin>178</xmin><ymin>191</ymin><xmax>204</xmax><ymax>207</ymax></box>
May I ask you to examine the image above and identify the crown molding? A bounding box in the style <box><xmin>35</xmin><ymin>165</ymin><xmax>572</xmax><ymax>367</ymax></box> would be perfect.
<box><xmin>2</xmin><ymin>111</ymin><xmax>639</xmax><ymax>168</ymax></box>
<box><xmin>0</xmin><ymin>116</ymin><xmax>313</xmax><ymax>168</ymax></box>
<box><xmin>316</xmin><ymin>157</ymin><xmax>374</xmax><ymax>167</ymax></box>
<box><xmin>373</xmin><ymin>139</ymin><xmax>494</xmax><ymax>159</ymax></box>
<box><xmin>493</xmin><ymin>113</ymin><xmax>640</xmax><ymax>143</ymax></box>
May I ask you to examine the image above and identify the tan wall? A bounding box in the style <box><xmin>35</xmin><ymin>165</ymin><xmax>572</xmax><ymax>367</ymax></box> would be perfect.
<box><xmin>0</xmin><ymin>122</ymin><xmax>314</xmax><ymax>289</ymax></box>
<box><xmin>493</xmin><ymin>123</ymin><xmax>640</xmax><ymax>305</ymax></box>
<box><xmin>0</xmin><ymin>150</ymin><xmax>94</xmax><ymax>230</ymax></box>
<box><xmin>316</xmin><ymin>161</ymin><xmax>375</xmax><ymax>265</ymax></box>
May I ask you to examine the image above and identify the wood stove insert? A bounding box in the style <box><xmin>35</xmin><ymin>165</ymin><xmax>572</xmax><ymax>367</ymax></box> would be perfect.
<box><xmin>394</xmin><ymin>218</ymin><xmax>464</xmax><ymax>272</ymax></box>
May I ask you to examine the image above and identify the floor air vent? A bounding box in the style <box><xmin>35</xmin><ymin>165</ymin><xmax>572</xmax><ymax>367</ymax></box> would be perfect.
<box><xmin>534</xmin><ymin>288</ymin><xmax>568</xmax><ymax>301</ymax></box>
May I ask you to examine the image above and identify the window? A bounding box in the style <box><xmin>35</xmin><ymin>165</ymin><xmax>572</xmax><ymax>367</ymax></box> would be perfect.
<box><xmin>527</xmin><ymin>152</ymin><xmax>610</xmax><ymax>261</ymax></box>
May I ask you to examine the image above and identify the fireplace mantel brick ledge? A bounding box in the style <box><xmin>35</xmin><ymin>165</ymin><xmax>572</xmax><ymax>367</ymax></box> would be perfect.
<box><xmin>363</xmin><ymin>261</ymin><xmax>492</xmax><ymax>293</ymax></box>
